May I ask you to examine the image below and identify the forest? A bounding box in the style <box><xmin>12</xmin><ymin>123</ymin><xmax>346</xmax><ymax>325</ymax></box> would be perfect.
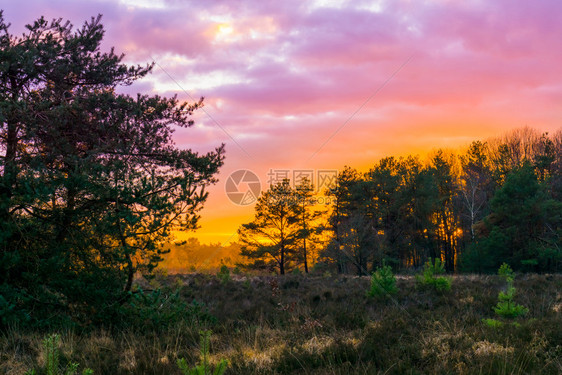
<box><xmin>162</xmin><ymin>129</ymin><xmax>562</xmax><ymax>278</ymax></box>
<box><xmin>1</xmin><ymin>13</ymin><xmax>561</xmax><ymax>375</ymax></box>
<box><xmin>235</xmin><ymin>128</ymin><xmax>562</xmax><ymax>276</ymax></box>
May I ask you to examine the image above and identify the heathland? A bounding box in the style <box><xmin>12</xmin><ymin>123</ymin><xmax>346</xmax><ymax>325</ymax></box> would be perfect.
<box><xmin>2</xmin><ymin>272</ymin><xmax>561</xmax><ymax>374</ymax></box>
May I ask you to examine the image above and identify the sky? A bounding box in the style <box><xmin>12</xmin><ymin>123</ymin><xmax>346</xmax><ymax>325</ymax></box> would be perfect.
<box><xmin>2</xmin><ymin>0</ymin><xmax>562</xmax><ymax>244</ymax></box>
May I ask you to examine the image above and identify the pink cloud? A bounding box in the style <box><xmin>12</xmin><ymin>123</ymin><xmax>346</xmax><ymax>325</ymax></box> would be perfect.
<box><xmin>3</xmin><ymin>0</ymin><xmax>562</xmax><ymax>242</ymax></box>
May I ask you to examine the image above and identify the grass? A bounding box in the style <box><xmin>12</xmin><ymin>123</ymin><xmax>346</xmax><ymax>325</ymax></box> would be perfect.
<box><xmin>1</xmin><ymin>273</ymin><xmax>561</xmax><ymax>374</ymax></box>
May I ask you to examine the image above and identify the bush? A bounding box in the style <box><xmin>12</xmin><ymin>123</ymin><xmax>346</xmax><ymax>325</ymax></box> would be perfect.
<box><xmin>119</xmin><ymin>288</ymin><xmax>216</xmax><ymax>330</ymax></box>
<box><xmin>415</xmin><ymin>258</ymin><xmax>452</xmax><ymax>292</ymax></box>
<box><xmin>493</xmin><ymin>288</ymin><xmax>529</xmax><ymax>318</ymax></box>
<box><xmin>0</xmin><ymin>289</ymin><xmax>28</xmax><ymax>328</ymax></box>
<box><xmin>367</xmin><ymin>264</ymin><xmax>398</xmax><ymax>298</ymax></box>
<box><xmin>0</xmin><ymin>283</ymin><xmax>74</xmax><ymax>330</ymax></box>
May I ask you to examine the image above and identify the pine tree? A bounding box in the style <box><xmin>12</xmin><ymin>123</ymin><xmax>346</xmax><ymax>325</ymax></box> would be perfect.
<box><xmin>295</xmin><ymin>176</ymin><xmax>323</xmax><ymax>273</ymax></box>
<box><xmin>0</xmin><ymin>13</ymin><xmax>224</xmax><ymax>326</ymax></box>
<box><xmin>466</xmin><ymin>162</ymin><xmax>562</xmax><ymax>272</ymax></box>
<box><xmin>239</xmin><ymin>179</ymin><xmax>301</xmax><ymax>275</ymax></box>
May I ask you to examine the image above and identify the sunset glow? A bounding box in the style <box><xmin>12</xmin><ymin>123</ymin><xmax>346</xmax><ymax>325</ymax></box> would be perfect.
<box><xmin>4</xmin><ymin>0</ymin><xmax>561</xmax><ymax>244</ymax></box>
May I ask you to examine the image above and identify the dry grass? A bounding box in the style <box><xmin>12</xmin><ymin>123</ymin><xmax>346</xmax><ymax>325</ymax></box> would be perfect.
<box><xmin>1</xmin><ymin>274</ymin><xmax>561</xmax><ymax>374</ymax></box>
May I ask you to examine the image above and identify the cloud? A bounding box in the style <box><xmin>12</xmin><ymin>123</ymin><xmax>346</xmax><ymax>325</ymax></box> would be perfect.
<box><xmin>3</xmin><ymin>0</ymin><xmax>562</xmax><ymax>242</ymax></box>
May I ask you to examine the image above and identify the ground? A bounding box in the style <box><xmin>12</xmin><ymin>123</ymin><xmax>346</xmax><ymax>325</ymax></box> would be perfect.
<box><xmin>2</xmin><ymin>273</ymin><xmax>561</xmax><ymax>374</ymax></box>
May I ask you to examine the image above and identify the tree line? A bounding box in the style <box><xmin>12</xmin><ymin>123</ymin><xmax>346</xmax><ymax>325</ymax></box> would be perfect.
<box><xmin>239</xmin><ymin>128</ymin><xmax>562</xmax><ymax>275</ymax></box>
<box><xmin>159</xmin><ymin>238</ymin><xmax>244</xmax><ymax>273</ymax></box>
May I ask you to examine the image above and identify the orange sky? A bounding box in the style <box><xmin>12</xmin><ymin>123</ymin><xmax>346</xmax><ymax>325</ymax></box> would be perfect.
<box><xmin>4</xmin><ymin>0</ymin><xmax>562</xmax><ymax>244</ymax></box>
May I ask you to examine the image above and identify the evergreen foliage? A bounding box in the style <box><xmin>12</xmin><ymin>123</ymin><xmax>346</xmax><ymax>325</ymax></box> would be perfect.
<box><xmin>367</xmin><ymin>264</ymin><xmax>398</xmax><ymax>298</ymax></box>
<box><xmin>177</xmin><ymin>330</ymin><xmax>229</xmax><ymax>375</ymax></box>
<box><xmin>464</xmin><ymin>162</ymin><xmax>562</xmax><ymax>272</ymax></box>
<box><xmin>415</xmin><ymin>258</ymin><xmax>452</xmax><ymax>291</ymax></box>
<box><xmin>217</xmin><ymin>265</ymin><xmax>231</xmax><ymax>284</ymax></box>
<box><xmin>25</xmin><ymin>334</ymin><xmax>93</xmax><ymax>375</ymax></box>
<box><xmin>0</xmin><ymin>13</ymin><xmax>223</xmax><ymax>328</ymax></box>
<box><xmin>493</xmin><ymin>263</ymin><xmax>528</xmax><ymax>319</ymax></box>
<box><xmin>238</xmin><ymin>179</ymin><xmax>303</xmax><ymax>274</ymax></box>
<box><xmin>317</xmin><ymin>129</ymin><xmax>562</xmax><ymax>275</ymax></box>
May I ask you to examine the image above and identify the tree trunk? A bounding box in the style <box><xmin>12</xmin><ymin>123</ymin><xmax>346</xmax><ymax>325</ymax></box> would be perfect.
<box><xmin>302</xmin><ymin>206</ymin><xmax>309</xmax><ymax>273</ymax></box>
<box><xmin>1</xmin><ymin>81</ymin><xmax>22</xmax><ymax>250</ymax></box>
<box><xmin>125</xmin><ymin>253</ymin><xmax>134</xmax><ymax>292</ymax></box>
<box><xmin>279</xmin><ymin>244</ymin><xmax>285</xmax><ymax>275</ymax></box>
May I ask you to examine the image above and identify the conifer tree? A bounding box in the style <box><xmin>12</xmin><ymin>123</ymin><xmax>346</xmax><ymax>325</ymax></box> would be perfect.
<box><xmin>0</xmin><ymin>13</ymin><xmax>224</xmax><ymax>325</ymax></box>
<box><xmin>239</xmin><ymin>179</ymin><xmax>301</xmax><ymax>275</ymax></box>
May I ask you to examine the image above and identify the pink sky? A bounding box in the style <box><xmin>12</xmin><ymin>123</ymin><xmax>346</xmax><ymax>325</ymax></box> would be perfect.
<box><xmin>3</xmin><ymin>0</ymin><xmax>562</xmax><ymax>243</ymax></box>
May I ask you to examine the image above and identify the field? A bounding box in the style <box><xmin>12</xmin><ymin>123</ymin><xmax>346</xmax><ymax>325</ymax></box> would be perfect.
<box><xmin>2</xmin><ymin>273</ymin><xmax>561</xmax><ymax>374</ymax></box>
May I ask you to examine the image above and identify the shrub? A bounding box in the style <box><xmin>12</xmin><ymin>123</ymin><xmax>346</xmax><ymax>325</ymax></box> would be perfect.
<box><xmin>367</xmin><ymin>264</ymin><xmax>398</xmax><ymax>298</ymax></box>
<box><xmin>415</xmin><ymin>258</ymin><xmax>452</xmax><ymax>291</ymax></box>
<box><xmin>498</xmin><ymin>262</ymin><xmax>515</xmax><ymax>283</ymax></box>
<box><xmin>494</xmin><ymin>288</ymin><xmax>529</xmax><ymax>318</ymax></box>
<box><xmin>120</xmin><ymin>288</ymin><xmax>216</xmax><ymax>330</ymax></box>
<box><xmin>186</xmin><ymin>300</ymin><xmax>218</xmax><ymax>327</ymax></box>
<box><xmin>177</xmin><ymin>330</ymin><xmax>228</xmax><ymax>375</ymax></box>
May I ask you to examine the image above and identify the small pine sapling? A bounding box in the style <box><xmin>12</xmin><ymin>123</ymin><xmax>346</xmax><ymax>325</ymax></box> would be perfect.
<box><xmin>415</xmin><ymin>258</ymin><xmax>452</xmax><ymax>291</ymax></box>
<box><xmin>26</xmin><ymin>334</ymin><xmax>93</xmax><ymax>375</ymax></box>
<box><xmin>493</xmin><ymin>263</ymin><xmax>528</xmax><ymax>319</ymax></box>
<box><xmin>177</xmin><ymin>330</ymin><xmax>228</xmax><ymax>375</ymax></box>
<box><xmin>368</xmin><ymin>264</ymin><xmax>398</xmax><ymax>298</ymax></box>
<box><xmin>217</xmin><ymin>265</ymin><xmax>231</xmax><ymax>284</ymax></box>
